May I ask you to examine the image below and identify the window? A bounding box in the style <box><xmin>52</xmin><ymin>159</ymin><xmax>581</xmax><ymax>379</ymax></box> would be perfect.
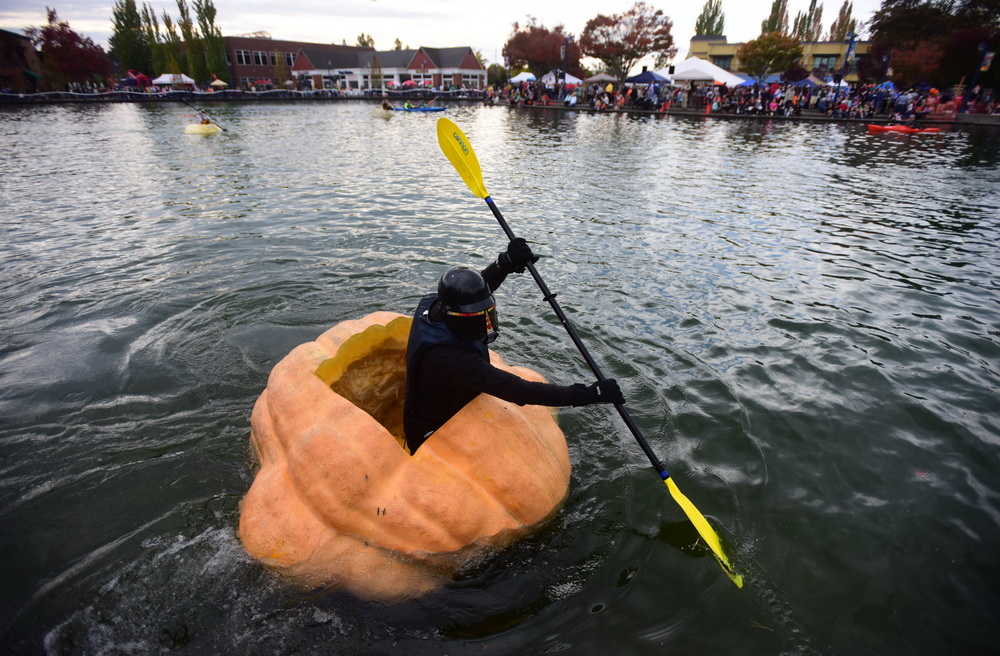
<box><xmin>713</xmin><ymin>56</ymin><xmax>733</xmax><ymax>70</ymax></box>
<box><xmin>284</xmin><ymin>52</ymin><xmax>295</xmax><ymax>67</ymax></box>
<box><xmin>813</xmin><ymin>55</ymin><xmax>837</xmax><ymax>71</ymax></box>
<box><xmin>235</xmin><ymin>50</ymin><xmax>251</xmax><ymax>65</ymax></box>
<box><xmin>253</xmin><ymin>51</ymin><xmax>267</xmax><ymax>66</ymax></box>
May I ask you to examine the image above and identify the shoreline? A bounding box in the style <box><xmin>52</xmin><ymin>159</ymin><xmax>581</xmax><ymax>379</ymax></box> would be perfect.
<box><xmin>2</xmin><ymin>89</ymin><xmax>997</xmax><ymax>127</ymax></box>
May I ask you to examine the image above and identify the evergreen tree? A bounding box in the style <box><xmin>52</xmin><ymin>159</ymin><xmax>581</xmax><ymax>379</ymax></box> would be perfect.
<box><xmin>176</xmin><ymin>0</ymin><xmax>208</xmax><ymax>82</ymax></box>
<box><xmin>760</xmin><ymin>0</ymin><xmax>789</xmax><ymax>35</ymax></box>
<box><xmin>141</xmin><ymin>3</ymin><xmax>166</xmax><ymax>75</ymax></box>
<box><xmin>159</xmin><ymin>12</ymin><xmax>186</xmax><ymax>74</ymax></box>
<box><xmin>194</xmin><ymin>0</ymin><xmax>228</xmax><ymax>83</ymax></box>
<box><xmin>695</xmin><ymin>0</ymin><xmax>725</xmax><ymax>36</ymax></box>
<box><xmin>827</xmin><ymin>0</ymin><xmax>857</xmax><ymax>41</ymax></box>
<box><xmin>110</xmin><ymin>0</ymin><xmax>153</xmax><ymax>74</ymax></box>
<box><xmin>792</xmin><ymin>0</ymin><xmax>823</xmax><ymax>41</ymax></box>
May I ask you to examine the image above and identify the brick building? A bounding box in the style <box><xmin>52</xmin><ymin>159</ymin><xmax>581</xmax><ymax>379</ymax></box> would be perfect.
<box><xmin>222</xmin><ymin>36</ymin><xmax>371</xmax><ymax>89</ymax></box>
<box><xmin>222</xmin><ymin>35</ymin><xmax>485</xmax><ymax>90</ymax></box>
<box><xmin>1</xmin><ymin>29</ymin><xmax>44</xmax><ymax>92</ymax></box>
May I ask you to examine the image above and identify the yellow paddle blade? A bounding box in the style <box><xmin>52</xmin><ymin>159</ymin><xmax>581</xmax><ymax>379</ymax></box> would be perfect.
<box><xmin>666</xmin><ymin>478</ymin><xmax>744</xmax><ymax>588</ymax></box>
<box><xmin>437</xmin><ymin>117</ymin><xmax>489</xmax><ymax>199</ymax></box>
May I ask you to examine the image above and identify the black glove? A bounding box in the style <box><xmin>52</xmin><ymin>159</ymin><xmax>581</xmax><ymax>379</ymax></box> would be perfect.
<box><xmin>571</xmin><ymin>378</ymin><xmax>625</xmax><ymax>406</ymax></box>
<box><xmin>497</xmin><ymin>237</ymin><xmax>539</xmax><ymax>274</ymax></box>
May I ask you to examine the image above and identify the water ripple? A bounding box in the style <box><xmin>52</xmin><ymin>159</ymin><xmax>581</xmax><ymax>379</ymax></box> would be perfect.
<box><xmin>1</xmin><ymin>103</ymin><xmax>998</xmax><ymax>654</ymax></box>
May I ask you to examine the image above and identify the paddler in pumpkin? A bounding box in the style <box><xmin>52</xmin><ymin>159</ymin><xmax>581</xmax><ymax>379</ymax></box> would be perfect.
<box><xmin>404</xmin><ymin>238</ymin><xmax>624</xmax><ymax>452</ymax></box>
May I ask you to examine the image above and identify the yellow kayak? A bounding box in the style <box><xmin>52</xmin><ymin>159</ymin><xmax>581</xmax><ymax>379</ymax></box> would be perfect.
<box><xmin>185</xmin><ymin>123</ymin><xmax>222</xmax><ymax>134</ymax></box>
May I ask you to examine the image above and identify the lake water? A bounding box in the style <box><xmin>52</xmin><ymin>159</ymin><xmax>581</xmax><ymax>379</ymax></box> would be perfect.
<box><xmin>1</xmin><ymin>101</ymin><xmax>998</xmax><ymax>654</ymax></box>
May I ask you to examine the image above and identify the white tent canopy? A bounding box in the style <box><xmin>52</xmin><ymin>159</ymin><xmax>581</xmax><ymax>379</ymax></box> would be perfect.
<box><xmin>509</xmin><ymin>71</ymin><xmax>536</xmax><ymax>83</ymax></box>
<box><xmin>541</xmin><ymin>70</ymin><xmax>582</xmax><ymax>85</ymax></box>
<box><xmin>152</xmin><ymin>73</ymin><xmax>196</xmax><ymax>85</ymax></box>
<box><xmin>584</xmin><ymin>72</ymin><xmax>618</xmax><ymax>83</ymax></box>
<box><xmin>662</xmin><ymin>58</ymin><xmax>745</xmax><ymax>87</ymax></box>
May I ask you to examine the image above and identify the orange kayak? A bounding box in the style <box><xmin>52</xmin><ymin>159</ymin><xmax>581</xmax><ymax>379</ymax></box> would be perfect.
<box><xmin>867</xmin><ymin>124</ymin><xmax>941</xmax><ymax>134</ymax></box>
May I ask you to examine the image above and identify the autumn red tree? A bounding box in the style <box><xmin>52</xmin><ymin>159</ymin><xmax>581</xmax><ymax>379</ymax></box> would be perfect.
<box><xmin>863</xmin><ymin>0</ymin><xmax>999</xmax><ymax>89</ymax></box>
<box><xmin>502</xmin><ymin>19</ymin><xmax>580</xmax><ymax>79</ymax></box>
<box><xmin>26</xmin><ymin>8</ymin><xmax>112</xmax><ymax>89</ymax></box>
<box><xmin>888</xmin><ymin>42</ymin><xmax>945</xmax><ymax>88</ymax></box>
<box><xmin>579</xmin><ymin>1</ymin><xmax>676</xmax><ymax>84</ymax></box>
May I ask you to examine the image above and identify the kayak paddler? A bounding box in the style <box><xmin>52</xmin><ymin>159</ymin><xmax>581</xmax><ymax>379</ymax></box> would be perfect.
<box><xmin>403</xmin><ymin>238</ymin><xmax>625</xmax><ymax>453</ymax></box>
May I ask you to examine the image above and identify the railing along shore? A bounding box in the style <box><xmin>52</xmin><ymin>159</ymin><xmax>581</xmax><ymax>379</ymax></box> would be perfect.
<box><xmin>2</xmin><ymin>87</ymin><xmax>996</xmax><ymax>126</ymax></box>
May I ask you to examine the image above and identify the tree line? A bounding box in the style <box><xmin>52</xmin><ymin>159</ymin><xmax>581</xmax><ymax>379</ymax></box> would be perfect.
<box><xmin>109</xmin><ymin>0</ymin><xmax>228</xmax><ymax>85</ymax></box>
<box><xmin>736</xmin><ymin>0</ymin><xmax>997</xmax><ymax>90</ymax></box>
<box><xmin>19</xmin><ymin>0</ymin><xmax>227</xmax><ymax>89</ymax></box>
<box><xmin>18</xmin><ymin>0</ymin><xmax>999</xmax><ymax>93</ymax></box>
<box><xmin>501</xmin><ymin>2</ymin><xmax>676</xmax><ymax>85</ymax></box>
<box><xmin>503</xmin><ymin>0</ymin><xmax>997</xmax><ymax>91</ymax></box>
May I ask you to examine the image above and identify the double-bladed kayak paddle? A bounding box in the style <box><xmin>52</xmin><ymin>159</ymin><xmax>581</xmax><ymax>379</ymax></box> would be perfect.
<box><xmin>436</xmin><ymin>117</ymin><xmax>743</xmax><ymax>588</ymax></box>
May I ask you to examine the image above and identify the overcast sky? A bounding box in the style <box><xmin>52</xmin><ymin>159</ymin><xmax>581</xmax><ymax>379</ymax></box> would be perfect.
<box><xmin>1</xmin><ymin>0</ymin><xmax>884</xmax><ymax>70</ymax></box>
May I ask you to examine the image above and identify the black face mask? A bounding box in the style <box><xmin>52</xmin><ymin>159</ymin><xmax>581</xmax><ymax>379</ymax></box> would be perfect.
<box><xmin>445</xmin><ymin>305</ymin><xmax>499</xmax><ymax>344</ymax></box>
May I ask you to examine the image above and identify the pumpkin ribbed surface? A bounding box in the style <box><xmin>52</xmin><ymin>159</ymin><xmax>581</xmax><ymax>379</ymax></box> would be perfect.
<box><xmin>238</xmin><ymin>311</ymin><xmax>571</xmax><ymax>601</ymax></box>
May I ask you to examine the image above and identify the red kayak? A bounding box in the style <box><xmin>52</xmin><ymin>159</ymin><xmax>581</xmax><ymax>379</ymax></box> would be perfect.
<box><xmin>867</xmin><ymin>124</ymin><xmax>941</xmax><ymax>134</ymax></box>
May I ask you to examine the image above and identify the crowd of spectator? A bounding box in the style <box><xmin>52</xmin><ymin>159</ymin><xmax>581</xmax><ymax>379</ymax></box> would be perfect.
<box><xmin>485</xmin><ymin>78</ymin><xmax>1000</xmax><ymax>120</ymax></box>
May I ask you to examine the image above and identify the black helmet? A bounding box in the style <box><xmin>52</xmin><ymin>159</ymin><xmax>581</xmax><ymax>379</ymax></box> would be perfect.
<box><xmin>437</xmin><ymin>267</ymin><xmax>499</xmax><ymax>344</ymax></box>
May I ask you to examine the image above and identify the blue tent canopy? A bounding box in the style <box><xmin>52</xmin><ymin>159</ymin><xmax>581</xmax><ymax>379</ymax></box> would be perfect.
<box><xmin>626</xmin><ymin>70</ymin><xmax>669</xmax><ymax>84</ymax></box>
<box><xmin>740</xmin><ymin>73</ymin><xmax>784</xmax><ymax>86</ymax></box>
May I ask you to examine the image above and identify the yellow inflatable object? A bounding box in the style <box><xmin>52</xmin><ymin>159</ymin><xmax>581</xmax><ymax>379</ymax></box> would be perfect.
<box><xmin>238</xmin><ymin>311</ymin><xmax>571</xmax><ymax>601</ymax></box>
<box><xmin>184</xmin><ymin>123</ymin><xmax>221</xmax><ymax>134</ymax></box>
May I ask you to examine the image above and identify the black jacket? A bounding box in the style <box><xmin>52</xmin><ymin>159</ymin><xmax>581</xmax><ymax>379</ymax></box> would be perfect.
<box><xmin>403</xmin><ymin>262</ymin><xmax>582</xmax><ymax>452</ymax></box>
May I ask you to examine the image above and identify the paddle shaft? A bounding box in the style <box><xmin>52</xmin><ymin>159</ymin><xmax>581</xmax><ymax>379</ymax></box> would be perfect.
<box><xmin>181</xmin><ymin>98</ymin><xmax>226</xmax><ymax>131</ymax></box>
<box><xmin>484</xmin><ymin>196</ymin><xmax>671</xmax><ymax>480</ymax></box>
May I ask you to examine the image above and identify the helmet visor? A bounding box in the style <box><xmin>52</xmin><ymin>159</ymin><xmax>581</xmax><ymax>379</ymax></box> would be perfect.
<box><xmin>445</xmin><ymin>304</ymin><xmax>499</xmax><ymax>344</ymax></box>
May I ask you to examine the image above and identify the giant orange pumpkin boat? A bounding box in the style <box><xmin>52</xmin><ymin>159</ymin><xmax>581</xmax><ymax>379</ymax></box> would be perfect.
<box><xmin>238</xmin><ymin>311</ymin><xmax>571</xmax><ymax>601</ymax></box>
